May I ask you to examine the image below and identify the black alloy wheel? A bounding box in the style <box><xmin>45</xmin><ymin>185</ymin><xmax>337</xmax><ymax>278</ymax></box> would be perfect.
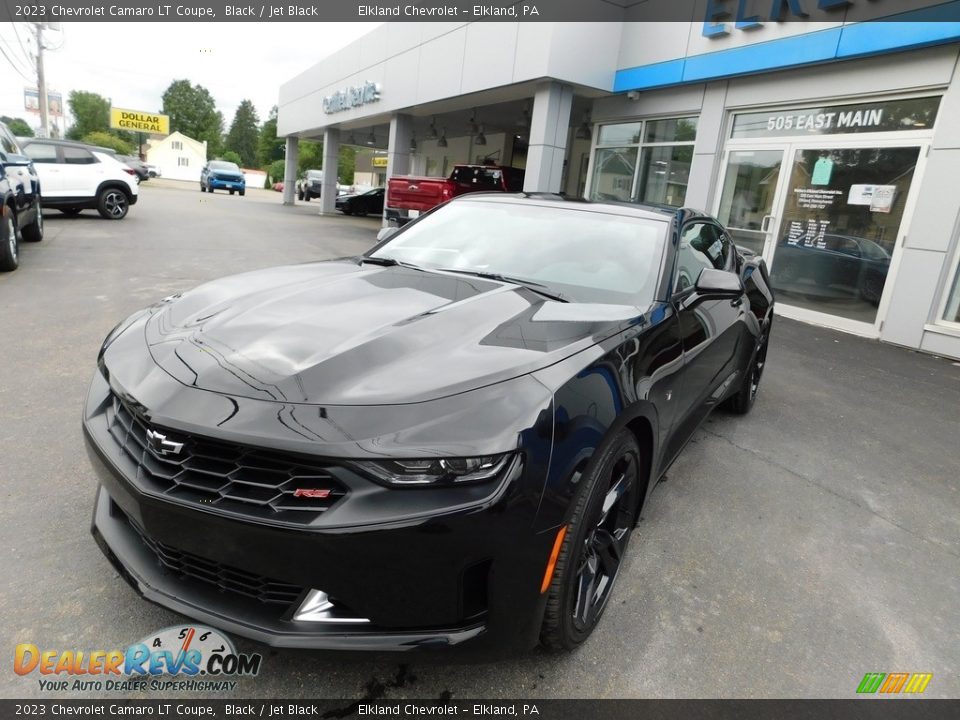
<box><xmin>541</xmin><ymin>430</ymin><xmax>642</xmax><ymax>650</ymax></box>
<box><xmin>726</xmin><ymin>318</ymin><xmax>772</xmax><ymax>414</ymax></box>
<box><xmin>21</xmin><ymin>203</ymin><xmax>43</xmax><ymax>242</ymax></box>
<box><xmin>97</xmin><ymin>188</ymin><xmax>129</xmax><ymax>220</ymax></box>
<box><xmin>0</xmin><ymin>208</ymin><xmax>20</xmax><ymax>272</ymax></box>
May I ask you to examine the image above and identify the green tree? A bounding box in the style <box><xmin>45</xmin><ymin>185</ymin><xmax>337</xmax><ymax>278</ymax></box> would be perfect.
<box><xmin>297</xmin><ymin>140</ymin><xmax>323</xmax><ymax>176</ymax></box>
<box><xmin>1</xmin><ymin>116</ymin><xmax>33</xmax><ymax>137</ymax></box>
<box><xmin>257</xmin><ymin>106</ymin><xmax>284</xmax><ymax>167</ymax></box>
<box><xmin>224</xmin><ymin>99</ymin><xmax>259</xmax><ymax>168</ymax></box>
<box><xmin>268</xmin><ymin>159</ymin><xmax>285</xmax><ymax>183</ymax></box>
<box><xmin>220</xmin><ymin>150</ymin><xmax>242</xmax><ymax>165</ymax></box>
<box><xmin>338</xmin><ymin>146</ymin><xmax>356</xmax><ymax>184</ymax></box>
<box><xmin>81</xmin><ymin>131</ymin><xmax>134</xmax><ymax>155</ymax></box>
<box><xmin>66</xmin><ymin>91</ymin><xmax>111</xmax><ymax>140</ymax></box>
<box><xmin>161</xmin><ymin>80</ymin><xmax>224</xmax><ymax>158</ymax></box>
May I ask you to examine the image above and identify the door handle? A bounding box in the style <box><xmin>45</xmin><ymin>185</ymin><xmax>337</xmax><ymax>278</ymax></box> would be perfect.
<box><xmin>730</xmin><ymin>296</ymin><xmax>743</xmax><ymax>308</ymax></box>
<box><xmin>760</xmin><ymin>215</ymin><xmax>775</xmax><ymax>233</ymax></box>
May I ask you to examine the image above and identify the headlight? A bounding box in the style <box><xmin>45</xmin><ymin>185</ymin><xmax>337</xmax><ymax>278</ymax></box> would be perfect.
<box><xmin>353</xmin><ymin>454</ymin><xmax>512</xmax><ymax>487</ymax></box>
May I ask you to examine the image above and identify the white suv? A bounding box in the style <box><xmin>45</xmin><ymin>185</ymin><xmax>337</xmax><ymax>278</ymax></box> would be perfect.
<box><xmin>19</xmin><ymin>139</ymin><xmax>139</xmax><ymax>219</ymax></box>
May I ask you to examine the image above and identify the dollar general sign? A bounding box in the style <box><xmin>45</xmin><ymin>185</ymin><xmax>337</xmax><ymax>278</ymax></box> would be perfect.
<box><xmin>110</xmin><ymin>108</ymin><xmax>169</xmax><ymax>135</ymax></box>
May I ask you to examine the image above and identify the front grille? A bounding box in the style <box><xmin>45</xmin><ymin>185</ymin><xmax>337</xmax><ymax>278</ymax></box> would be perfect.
<box><xmin>106</xmin><ymin>393</ymin><xmax>347</xmax><ymax>525</ymax></box>
<box><xmin>124</xmin><ymin>513</ymin><xmax>303</xmax><ymax>606</ymax></box>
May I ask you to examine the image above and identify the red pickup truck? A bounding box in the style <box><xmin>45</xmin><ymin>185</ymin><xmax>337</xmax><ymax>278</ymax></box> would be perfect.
<box><xmin>385</xmin><ymin>164</ymin><xmax>525</xmax><ymax>225</ymax></box>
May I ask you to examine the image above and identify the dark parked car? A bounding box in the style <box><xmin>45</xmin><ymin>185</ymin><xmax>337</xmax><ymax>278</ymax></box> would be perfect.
<box><xmin>774</xmin><ymin>234</ymin><xmax>890</xmax><ymax>305</ymax></box>
<box><xmin>297</xmin><ymin>169</ymin><xmax>324</xmax><ymax>201</ymax></box>
<box><xmin>0</xmin><ymin>121</ymin><xmax>44</xmax><ymax>271</ymax></box>
<box><xmin>336</xmin><ymin>187</ymin><xmax>384</xmax><ymax>216</ymax></box>
<box><xmin>118</xmin><ymin>155</ymin><xmax>150</xmax><ymax>182</ymax></box>
<box><xmin>84</xmin><ymin>194</ymin><xmax>773</xmax><ymax>653</ymax></box>
<box><xmin>200</xmin><ymin>161</ymin><xmax>245</xmax><ymax>195</ymax></box>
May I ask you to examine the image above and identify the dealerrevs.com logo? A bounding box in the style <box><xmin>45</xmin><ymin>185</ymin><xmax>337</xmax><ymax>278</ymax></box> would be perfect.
<box><xmin>14</xmin><ymin>625</ymin><xmax>262</xmax><ymax>692</ymax></box>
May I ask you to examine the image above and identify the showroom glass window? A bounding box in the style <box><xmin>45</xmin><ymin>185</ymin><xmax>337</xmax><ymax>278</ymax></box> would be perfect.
<box><xmin>943</xmin><ymin>260</ymin><xmax>960</xmax><ymax>326</ymax></box>
<box><xmin>590</xmin><ymin>117</ymin><xmax>698</xmax><ymax>206</ymax></box>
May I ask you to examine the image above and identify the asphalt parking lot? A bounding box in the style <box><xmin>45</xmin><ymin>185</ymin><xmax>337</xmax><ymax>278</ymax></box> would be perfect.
<box><xmin>1</xmin><ymin>180</ymin><xmax>958</xmax><ymax>700</ymax></box>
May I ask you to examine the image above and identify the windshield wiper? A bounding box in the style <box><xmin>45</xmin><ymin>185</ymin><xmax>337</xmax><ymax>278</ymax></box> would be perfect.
<box><xmin>358</xmin><ymin>256</ymin><xmax>423</xmax><ymax>270</ymax></box>
<box><xmin>436</xmin><ymin>268</ymin><xmax>569</xmax><ymax>303</ymax></box>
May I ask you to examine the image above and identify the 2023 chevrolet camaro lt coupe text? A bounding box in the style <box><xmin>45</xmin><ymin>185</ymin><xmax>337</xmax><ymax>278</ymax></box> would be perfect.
<box><xmin>84</xmin><ymin>194</ymin><xmax>773</xmax><ymax>653</ymax></box>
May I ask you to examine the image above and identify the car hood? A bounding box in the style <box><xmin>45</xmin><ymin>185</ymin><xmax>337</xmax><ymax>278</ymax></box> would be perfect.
<box><xmin>140</xmin><ymin>261</ymin><xmax>644</xmax><ymax>406</ymax></box>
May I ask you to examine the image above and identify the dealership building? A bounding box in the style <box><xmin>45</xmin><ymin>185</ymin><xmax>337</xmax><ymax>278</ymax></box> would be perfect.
<box><xmin>277</xmin><ymin>11</ymin><xmax>960</xmax><ymax>360</ymax></box>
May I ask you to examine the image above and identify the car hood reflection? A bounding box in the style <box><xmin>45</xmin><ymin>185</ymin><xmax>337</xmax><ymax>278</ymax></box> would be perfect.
<box><xmin>145</xmin><ymin>261</ymin><xmax>644</xmax><ymax>405</ymax></box>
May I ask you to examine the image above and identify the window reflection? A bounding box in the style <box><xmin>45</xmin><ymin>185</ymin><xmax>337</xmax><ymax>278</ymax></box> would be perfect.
<box><xmin>770</xmin><ymin>147</ymin><xmax>920</xmax><ymax>324</ymax></box>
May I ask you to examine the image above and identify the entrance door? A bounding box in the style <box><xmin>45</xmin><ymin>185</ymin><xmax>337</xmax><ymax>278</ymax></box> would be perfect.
<box><xmin>715</xmin><ymin>149</ymin><xmax>786</xmax><ymax>257</ymax></box>
<box><xmin>767</xmin><ymin>145</ymin><xmax>922</xmax><ymax>327</ymax></box>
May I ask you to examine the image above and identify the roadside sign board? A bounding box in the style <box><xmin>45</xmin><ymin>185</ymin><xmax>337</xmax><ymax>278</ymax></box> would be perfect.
<box><xmin>110</xmin><ymin>107</ymin><xmax>170</xmax><ymax>135</ymax></box>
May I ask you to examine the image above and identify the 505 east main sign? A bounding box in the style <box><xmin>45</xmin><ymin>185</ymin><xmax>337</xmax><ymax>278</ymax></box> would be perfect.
<box><xmin>323</xmin><ymin>81</ymin><xmax>381</xmax><ymax>114</ymax></box>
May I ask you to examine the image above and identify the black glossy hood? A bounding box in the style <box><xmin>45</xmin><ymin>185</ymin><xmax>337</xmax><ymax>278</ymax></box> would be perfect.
<box><xmin>142</xmin><ymin>261</ymin><xmax>642</xmax><ymax>405</ymax></box>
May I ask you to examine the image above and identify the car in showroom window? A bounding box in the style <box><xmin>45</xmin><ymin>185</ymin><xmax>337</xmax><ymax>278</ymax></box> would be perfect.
<box><xmin>84</xmin><ymin>193</ymin><xmax>773</xmax><ymax>653</ymax></box>
<box><xmin>19</xmin><ymin>138</ymin><xmax>139</xmax><ymax>220</ymax></box>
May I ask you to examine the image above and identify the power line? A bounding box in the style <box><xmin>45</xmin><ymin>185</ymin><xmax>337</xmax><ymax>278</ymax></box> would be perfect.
<box><xmin>0</xmin><ymin>41</ymin><xmax>32</xmax><ymax>83</ymax></box>
<box><xmin>10</xmin><ymin>22</ymin><xmax>34</xmax><ymax>67</ymax></box>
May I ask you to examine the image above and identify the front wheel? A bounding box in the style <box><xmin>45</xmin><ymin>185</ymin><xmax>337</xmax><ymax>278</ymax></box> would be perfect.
<box><xmin>0</xmin><ymin>209</ymin><xmax>19</xmax><ymax>272</ymax></box>
<box><xmin>238</xmin><ymin>189</ymin><xmax>245</xmax><ymax>197</ymax></box>
<box><xmin>725</xmin><ymin>318</ymin><xmax>772</xmax><ymax>415</ymax></box>
<box><xmin>540</xmin><ymin>430</ymin><xmax>643</xmax><ymax>651</ymax></box>
<box><xmin>229</xmin><ymin>190</ymin><xmax>235</xmax><ymax>196</ymax></box>
<box><xmin>21</xmin><ymin>204</ymin><xmax>43</xmax><ymax>242</ymax></box>
<box><xmin>96</xmin><ymin>188</ymin><xmax>130</xmax><ymax>220</ymax></box>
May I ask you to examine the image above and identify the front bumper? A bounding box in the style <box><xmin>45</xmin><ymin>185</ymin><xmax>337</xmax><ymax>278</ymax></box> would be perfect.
<box><xmin>208</xmin><ymin>177</ymin><xmax>245</xmax><ymax>190</ymax></box>
<box><xmin>83</xmin><ymin>374</ymin><xmax>555</xmax><ymax>652</ymax></box>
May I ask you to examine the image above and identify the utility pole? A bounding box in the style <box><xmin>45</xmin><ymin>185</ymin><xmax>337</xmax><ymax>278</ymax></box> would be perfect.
<box><xmin>34</xmin><ymin>23</ymin><xmax>50</xmax><ymax>139</ymax></box>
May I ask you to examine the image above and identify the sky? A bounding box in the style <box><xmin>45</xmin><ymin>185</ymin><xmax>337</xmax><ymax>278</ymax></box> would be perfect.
<box><xmin>0</xmin><ymin>22</ymin><xmax>376</xmax><ymax>133</ymax></box>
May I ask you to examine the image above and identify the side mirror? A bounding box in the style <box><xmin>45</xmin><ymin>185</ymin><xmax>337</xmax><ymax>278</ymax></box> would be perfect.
<box><xmin>696</xmin><ymin>268</ymin><xmax>743</xmax><ymax>295</ymax></box>
<box><xmin>681</xmin><ymin>268</ymin><xmax>743</xmax><ymax>310</ymax></box>
<box><xmin>376</xmin><ymin>227</ymin><xmax>398</xmax><ymax>243</ymax></box>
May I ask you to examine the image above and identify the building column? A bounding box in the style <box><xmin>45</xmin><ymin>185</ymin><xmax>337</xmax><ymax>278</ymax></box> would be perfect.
<box><xmin>384</xmin><ymin>113</ymin><xmax>413</xmax><ymax>224</ymax></box>
<box><xmin>320</xmin><ymin>128</ymin><xmax>340</xmax><ymax>216</ymax></box>
<box><xmin>282</xmin><ymin>136</ymin><xmax>299</xmax><ymax>205</ymax></box>
<box><xmin>523</xmin><ymin>82</ymin><xmax>574</xmax><ymax>193</ymax></box>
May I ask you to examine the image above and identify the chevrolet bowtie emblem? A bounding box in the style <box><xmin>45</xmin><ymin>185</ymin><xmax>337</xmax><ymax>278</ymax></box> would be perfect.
<box><xmin>145</xmin><ymin>429</ymin><xmax>184</xmax><ymax>457</ymax></box>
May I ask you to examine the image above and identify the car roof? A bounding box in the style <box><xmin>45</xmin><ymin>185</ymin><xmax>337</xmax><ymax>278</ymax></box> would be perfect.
<box><xmin>19</xmin><ymin>137</ymin><xmax>117</xmax><ymax>154</ymax></box>
<box><xmin>451</xmin><ymin>192</ymin><xmax>695</xmax><ymax>222</ymax></box>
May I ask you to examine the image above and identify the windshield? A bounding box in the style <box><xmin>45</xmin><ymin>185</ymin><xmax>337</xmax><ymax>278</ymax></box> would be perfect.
<box><xmin>371</xmin><ymin>200</ymin><xmax>667</xmax><ymax>304</ymax></box>
<box><xmin>209</xmin><ymin>161</ymin><xmax>240</xmax><ymax>172</ymax></box>
<box><xmin>306</xmin><ymin>170</ymin><xmax>323</xmax><ymax>179</ymax></box>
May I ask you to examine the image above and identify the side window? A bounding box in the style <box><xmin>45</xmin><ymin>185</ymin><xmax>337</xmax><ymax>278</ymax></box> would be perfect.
<box><xmin>23</xmin><ymin>143</ymin><xmax>59</xmax><ymax>164</ymax></box>
<box><xmin>676</xmin><ymin>222</ymin><xmax>719</xmax><ymax>292</ymax></box>
<box><xmin>0</xmin><ymin>127</ymin><xmax>19</xmax><ymax>156</ymax></box>
<box><xmin>62</xmin><ymin>147</ymin><xmax>96</xmax><ymax>165</ymax></box>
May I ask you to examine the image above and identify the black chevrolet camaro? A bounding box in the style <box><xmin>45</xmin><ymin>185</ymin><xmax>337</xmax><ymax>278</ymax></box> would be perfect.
<box><xmin>84</xmin><ymin>194</ymin><xmax>774</xmax><ymax>653</ymax></box>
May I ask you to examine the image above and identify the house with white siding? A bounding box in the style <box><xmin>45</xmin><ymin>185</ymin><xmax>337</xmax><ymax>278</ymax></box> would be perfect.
<box><xmin>145</xmin><ymin>131</ymin><xmax>207</xmax><ymax>182</ymax></box>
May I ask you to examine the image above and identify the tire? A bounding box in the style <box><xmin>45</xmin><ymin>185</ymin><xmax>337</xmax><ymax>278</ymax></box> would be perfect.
<box><xmin>859</xmin><ymin>272</ymin><xmax>885</xmax><ymax>306</ymax></box>
<box><xmin>724</xmin><ymin>317</ymin><xmax>772</xmax><ymax>415</ymax></box>
<box><xmin>540</xmin><ymin>430</ymin><xmax>643</xmax><ymax>651</ymax></box>
<box><xmin>341</xmin><ymin>208</ymin><xmax>352</xmax><ymax>216</ymax></box>
<box><xmin>297</xmin><ymin>189</ymin><xmax>304</xmax><ymax>201</ymax></box>
<box><xmin>0</xmin><ymin>208</ymin><xmax>19</xmax><ymax>272</ymax></box>
<box><xmin>21</xmin><ymin>204</ymin><xmax>43</xmax><ymax>242</ymax></box>
<box><xmin>59</xmin><ymin>208</ymin><xmax>82</xmax><ymax>216</ymax></box>
<box><xmin>96</xmin><ymin>187</ymin><xmax>130</xmax><ymax>220</ymax></box>
<box><xmin>200</xmin><ymin>184</ymin><xmax>205</xmax><ymax>192</ymax></box>
<box><xmin>239</xmin><ymin>189</ymin><xmax>245</xmax><ymax>197</ymax></box>
<box><xmin>304</xmin><ymin>193</ymin><xmax>311</xmax><ymax>202</ymax></box>
<box><xmin>229</xmin><ymin>190</ymin><xmax>235</xmax><ymax>196</ymax></box>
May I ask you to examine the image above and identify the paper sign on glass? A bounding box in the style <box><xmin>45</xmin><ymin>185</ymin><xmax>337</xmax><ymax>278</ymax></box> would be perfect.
<box><xmin>870</xmin><ymin>185</ymin><xmax>897</xmax><ymax>214</ymax></box>
<box><xmin>848</xmin><ymin>185</ymin><xmax>877</xmax><ymax>205</ymax></box>
<box><xmin>812</xmin><ymin>157</ymin><xmax>834</xmax><ymax>186</ymax></box>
